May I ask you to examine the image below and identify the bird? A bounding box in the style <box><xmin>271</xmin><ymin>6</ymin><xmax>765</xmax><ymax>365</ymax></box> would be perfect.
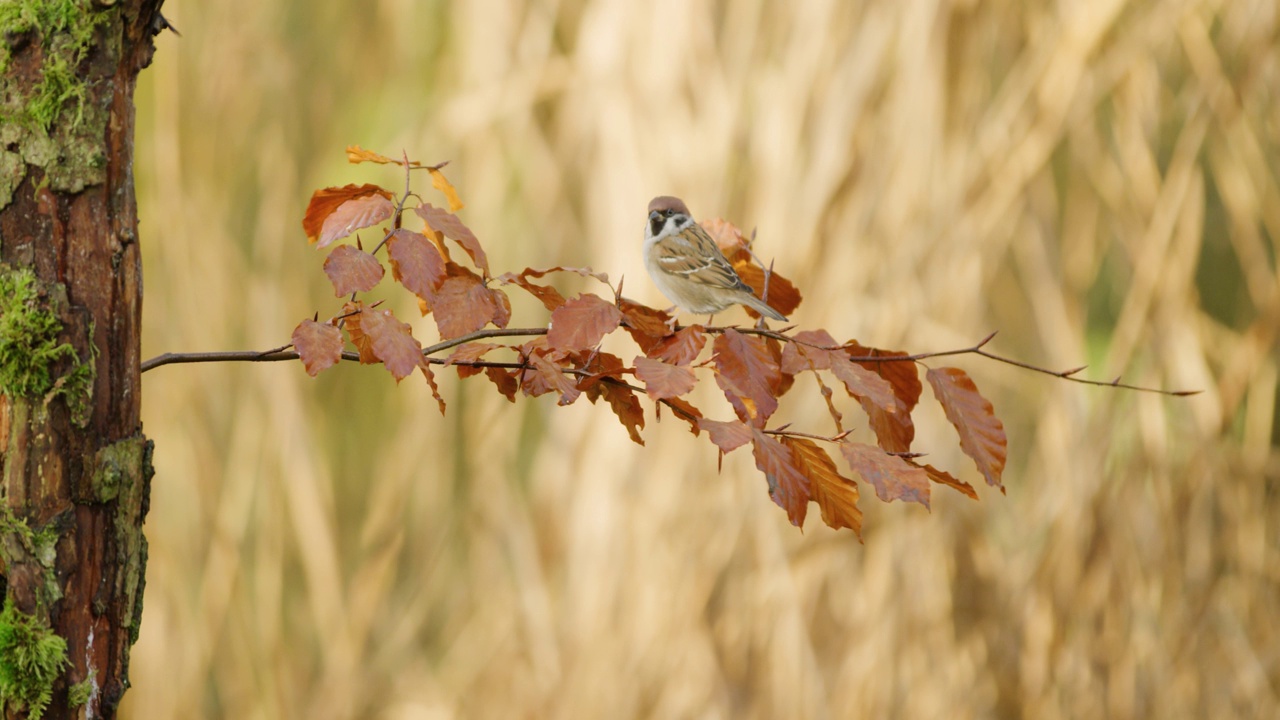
<box><xmin>642</xmin><ymin>195</ymin><xmax>787</xmax><ymax>323</ymax></box>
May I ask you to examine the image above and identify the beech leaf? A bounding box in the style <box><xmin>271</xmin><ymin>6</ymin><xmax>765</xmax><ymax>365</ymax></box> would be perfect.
<box><xmin>346</xmin><ymin>145</ymin><xmax>396</xmax><ymax>165</ymax></box>
<box><xmin>316</xmin><ymin>193</ymin><xmax>395</xmax><ymax>249</ymax></box>
<box><xmin>421</xmin><ymin>364</ymin><xmax>446</xmax><ymax>414</ymax></box>
<box><xmin>547</xmin><ymin>294</ymin><xmax>622</xmax><ymax>352</ymax></box>
<box><xmin>699</xmin><ymin>418</ymin><xmax>751</xmax><ymax>454</ymax></box>
<box><xmin>429</xmin><ymin>167</ymin><xmax>465</xmax><ymax>212</ymax></box>
<box><xmin>750</xmin><ymin>429</ymin><xmax>810</xmax><ymax>527</ymax></box>
<box><xmin>829</xmin><ymin>355</ymin><xmax>898</xmax><ymax>415</ymax></box>
<box><xmin>323</xmin><ymin>244</ymin><xmax>385</xmax><ymax>296</ymax></box>
<box><xmin>595</xmin><ymin>381</ymin><xmax>645</xmax><ymax>445</ymax></box>
<box><xmin>662</xmin><ymin>397</ymin><xmax>703</xmax><ymax>435</ymax></box>
<box><xmin>485</xmin><ymin>367</ymin><xmax>519</xmax><ymax>402</ymax></box>
<box><xmin>633</xmin><ymin>357</ymin><xmax>696</xmax><ymax>400</ymax></box>
<box><xmin>432</xmin><ymin>263</ymin><xmax>499</xmax><ymax>339</ymax></box>
<box><xmin>415</xmin><ymin>204</ymin><xmax>488</xmax><ymax>276</ymax></box>
<box><xmin>712</xmin><ymin>329</ymin><xmax>780</xmax><ymax>425</ymax></box>
<box><xmin>647</xmin><ymin>325</ymin><xmax>706</xmax><ymax>366</ymax></box>
<box><xmin>302</xmin><ymin>184</ymin><xmax>392</xmax><ymax>244</ymax></box>
<box><xmin>342</xmin><ymin>301</ymin><xmax>379</xmax><ymax>364</ymax></box>
<box><xmin>292</xmin><ymin>319</ymin><xmax>343</xmax><ymax>377</ymax></box>
<box><xmin>497</xmin><ymin>271</ymin><xmax>567</xmax><ymax>311</ymax></box>
<box><xmin>523</xmin><ymin>351</ymin><xmax>581</xmax><ymax>406</ymax></box>
<box><xmin>785</xmin><ymin>438</ymin><xmax>862</xmax><ymax>537</ymax></box>
<box><xmin>387</xmin><ymin>229</ymin><xmax>447</xmax><ymax>303</ymax></box>
<box><xmin>911</xmin><ymin>460</ymin><xmax>978</xmax><ymax>500</ymax></box>
<box><xmin>839</xmin><ymin>442</ymin><xmax>931</xmax><ymax>509</ymax></box>
<box><xmin>926</xmin><ymin>367</ymin><xmax>1007</xmax><ymax>492</ymax></box>
<box><xmin>618</xmin><ymin>299</ymin><xmax>674</xmax><ymax>353</ymax></box>
<box><xmin>358</xmin><ymin>306</ymin><xmax>425</xmax><ymax>382</ymax></box>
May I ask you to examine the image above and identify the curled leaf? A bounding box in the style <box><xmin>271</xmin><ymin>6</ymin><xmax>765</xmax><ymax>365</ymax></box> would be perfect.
<box><xmin>302</xmin><ymin>184</ymin><xmax>393</xmax><ymax>244</ymax></box>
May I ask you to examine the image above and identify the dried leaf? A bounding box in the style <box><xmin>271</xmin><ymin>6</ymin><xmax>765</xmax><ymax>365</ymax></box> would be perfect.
<box><xmin>387</xmin><ymin>229</ymin><xmax>447</xmax><ymax>303</ymax></box>
<box><xmin>699</xmin><ymin>217</ymin><xmax>748</xmax><ymax>254</ymax></box>
<box><xmin>358</xmin><ymin>306</ymin><xmax>425</xmax><ymax>381</ymax></box>
<box><xmin>847</xmin><ymin>343</ymin><xmax>922</xmax><ymax>410</ymax></box>
<box><xmin>594</xmin><ymin>380</ymin><xmax>645</xmax><ymax>445</ymax></box>
<box><xmin>813</xmin><ymin>372</ymin><xmax>845</xmax><ymax>432</ymax></box>
<box><xmin>662</xmin><ymin>397</ymin><xmax>703</xmax><ymax>435</ymax></box>
<box><xmin>346</xmin><ymin>145</ymin><xmax>396</xmax><ymax>164</ymax></box>
<box><xmin>732</xmin><ymin>259</ymin><xmax>802</xmax><ymax>318</ymax></box>
<box><xmin>302</xmin><ymin>184</ymin><xmax>392</xmax><ymax>244</ymax></box>
<box><xmin>840</xmin><ymin>442</ymin><xmax>931</xmax><ymax>509</ymax></box>
<box><xmin>926</xmin><ymin>367</ymin><xmax>1007</xmax><ymax>492</ymax></box>
<box><xmin>415</xmin><ymin>204</ymin><xmax>487</xmax><ymax>276</ymax></box>
<box><xmin>765</xmin><ymin>337</ymin><xmax>795</xmax><ymax>398</ymax></box>
<box><xmin>342</xmin><ymin>301</ymin><xmax>379</xmax><ymax>364</ymax></box>
<box><xmin>712</xmin><ymin>329</ymin><xmax>780</xmax><ymax>425</ymax></box>
<box><xmin>618</xmin><ymin>298</ymin><xmax>675</xmax><ymax>353</ymax></box>
<box><xmin>522</xmin><ymin>351</ymin><xmax>581</xmax><ymax>405</ymax></box>
<box><xmin>292</xmin><ymin>319</ymin><xmax>343</xmax><ymax>377</ymax></box>
<box><xmin>785</xmin><ymin>438</ymin><xmax>862</xmax><ymax>537</ymax></box>
<box><xmin>429</xmin><ymin>167</ymin><xmax>465</xmax><ymax>212</ymax></box>
<box><xmin>518</xmin><ymin>265</ymin><xmax>610</xmax><ymax>285</ymax></box>
<box><xmin>547</xmin><ymin>294</ymin><xmax>622</xmax><ymax>352</ymax></box>
<box><xmin>577</xmin><ymin>351</ymin><xmax>626</xmax><ymax>393</ymax></box>
<box><xmin>497</xmin><ymin>271</ymin><xmax>567</xmax><ymax>311</ymax></box>
<box><xmin>432</xmin><ymin>263</ymin><xmax>500</xmax><ymax>339</ymax></box>
<box><xmin>830</xmin><ymin>355</ymin><xmax>898</xmax><ymax>414</ymax></box>
<box><xmin>421</xmin><ymin>363</ymin><xmax>446</xmax><ymax>414</ymax></box>
<box><xmin>699</xmin><ymin>418</ymin><xmax>751</xmax><ymax>453</ymax></box>
<box><xmin>323</xmin><ymin>244</ymin><xmax>385</xmax><ymax>296</ymax></box>
<box><xmin>779</xmin><ymin>329</ymin><xmax>839</xmax><ymax>374</ymax></box>
<box><xmin>316</xmin><ymin>194</ymin><xmax>395</xmax><ymax>249</ymax></box>
<box><xmin>485</xmin><ymin>367</ymin><xmax>519</xmax><ymax>402</ymax></box>
<box><xmin>647</xmin><ymin>325</ymin><xmax>706</xmax><ymax>366</ymax></box>
<box><xmin>911</xmin><ymin>461</ymin><xmax>978</xmax><ymax>500</ymax></box>
<box><xmin>633</xmin><ymin>357</ymin><xmax>696</xmax><ymax>400</ymax></box>
<box><xmin>751</xmin><ymin>428</ymin><xmax>810</xmax><ymax>527</ymax></box>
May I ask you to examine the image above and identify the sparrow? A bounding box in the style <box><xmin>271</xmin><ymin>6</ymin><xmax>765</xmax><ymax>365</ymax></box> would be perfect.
<box><xmin>643</xmin><ymin>196</ymin><xmax>787</xmax><ymax>322</ymax></box>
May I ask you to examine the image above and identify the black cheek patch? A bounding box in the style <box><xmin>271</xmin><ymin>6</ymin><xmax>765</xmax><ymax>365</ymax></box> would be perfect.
<box><xmin>650</xmin><ymin>216</ymin><xmax>666</xmax><ymax>237</ymax></box>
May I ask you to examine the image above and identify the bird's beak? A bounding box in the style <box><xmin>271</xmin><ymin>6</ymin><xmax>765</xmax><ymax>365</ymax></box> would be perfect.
<box><xmin>648</xmin><ymin>210</ymin><xmax>664</xmax><ymax>237</ymax></box>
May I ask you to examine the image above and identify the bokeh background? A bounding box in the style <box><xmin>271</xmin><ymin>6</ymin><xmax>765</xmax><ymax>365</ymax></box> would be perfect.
<box><xmin>125</xmin><ymin>1</ymin><xmax>1278</xmax><ymax>718</ymax></box>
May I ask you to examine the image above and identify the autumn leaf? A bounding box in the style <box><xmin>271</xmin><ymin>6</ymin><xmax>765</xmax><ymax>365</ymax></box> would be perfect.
<box><xmin>445</xmin><ymin>342</ymin><xmax>502</xmax><ymax>378</ymax></box>
<box><xmin>518</xmin><ymin>265</ymin><xmax>611</xmax><ymax>286</ymax></box>
<box><xmin>421</xmin><ymin>364</ymin><xmax>446</xmax><ymax>414</ymax></box>
<box><xmin>751</xmin><ymin>428</ymin><xmax>810</xmax><ymax>527</ymax></box>
<box><xmin>342</xmin><ymin>301</ymin><xmax>379</xmax><ymax>364</ymax></box>
<box><xmin>357</xmin><ymin>306</ymin><xmax>425</xmax><ymax>382</ymax></box>
<box><xmin>292</xmin><ymin>319</ymin><xmax>343</xmax><ymax>377</ymax></box>
<box><xmin>712</xmin><ymin>329</ymin><xmax>780</xmax><ymax>425</ymax></box>
<box><xmin>699</xmin><ymin>418</ymin><xmax>751</xmax><ymax>453</ymax></box>
<box><xmin>431</xmin><ymin>263</ymin><xmax>501</xmax><ymax>339</ymax></box>
<box><xmin>646</xmin><ymin>325</ymin><xmax>706</xmax><ymax>366</ymax></box>
<box><xmin>415</xmin><ymin>204</ymin><xmax>488</xmax><ymax>276</ymax></box>
<box><xmin>315</xmin><ymin>194</ymin><xmax>396</xmax><ymax>249</ymax></box>
<box><xmin>302</xmin><ymin>184</ymin><xmax>393</xmax><ymax>244</ymax></box>
<box><xmin>522</xmin><ymin>351</ymin><xmax>581</xmax><ymax>405</ymax></box>
<box><xmin>547</xmin><ymin>294</ymin><xmax>622</xmax><ymax>352</ymax></box>
<box><xmin>910</xmin><ymin>460</ymin><xmax>978</xmax><ymax>500</ymax></box>
<box><xmin>497</xmin><ymin>270</ymin><xmax>567</xmax><ymax>311</ymax></box>
<box><xmin>346</xmin><ymin>145</ymin><xmax>396</xmax><ymax>164</ymax></box>
<box><xmin>485</xmin><ymin>367</ymin><xmax>519</xmax><ymax>402</ymax></box>
<box><xmin>926</xmin><ymin>367</ymin><xmax>1007</xmax><ymax>492</ymax></box>
<box><xmin>785</xmin><ymin>438</ymin><xmax>862</xmax><ymax>537</ymax></box>
<box><xmin>591</xmin><ymin>380</ymin><xmax>645</xmax><ymax>445</ymax></box>
<box><xmin>428</xmin><ymin>167</ymin><xmax>464</xmax><ymax>212</ymax></box>
<box><xmin>839</xmin><ymin>442</ymin><xmax>931</xmax><ymax>509</ymax></box>
<box><xmin>387</xmin><ymin>229</ymin><xmax>447</xmax><ymax>303</ymax></box>
<box><xmin>662</xmin><ymin>397</ymin><xmax>703</xmax><ymax>435</ymax></box>
<box><xmin>847</xmin><ymin>343</ymin><xmax>922</xmax><ymax>410</ymax></box>
<box><xmin>700</xmin><ymin>217</ymin><xmax>748</xmax><ymax>254</ymax></box>
<box><xmin>829</xmin><ymin>354</ymin><xmax>898</xmax><ymax>415</ymax></box>
<box><xmin>618</xmin><ymin>299</ymin><xmax>674</xmax><ymax>353</ymax></box>
<box><xmin>633</xmin><ymin>357</ymin><xmax>696</xmax><ymax>400</ymax></box>
<box><xmin>779</xmin><ymin>329</ymin><xmax>839</xmax><ymax>374</ymax></box>
<box><xmin>576</xmin><ymin>351</ymin><xmax>626</xmax><ymax>393</ymax></box>
<box><xmin>732</xmin><ymin>259</ymin><xmax>802</xmax><ymax>318</ymax></box>
<box><xmin>323</xmin><ymin>244</ymin><xmax>385</xmax><ymax>296</ymax></box>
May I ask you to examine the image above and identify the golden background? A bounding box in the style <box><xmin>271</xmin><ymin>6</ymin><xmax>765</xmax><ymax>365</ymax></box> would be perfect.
<box><xmin>125</xmin><ymin>1</ymin><xmax>1278</xmax><ymax>717</ymax></box>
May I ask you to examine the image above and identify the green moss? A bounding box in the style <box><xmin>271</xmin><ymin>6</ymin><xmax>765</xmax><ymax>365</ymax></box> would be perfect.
<box><xmin>0</xmin><ymin>0</ymin><xmax>104</xmax><ymax>130</ymax></box>
<box><xmin>66</xmin><ymin>671</ymin><xmax>94</xmax><ymax>707</ymax></box>
<box><xmin>0</xmin><ymin>265</ymin><xmax>96</xmax><ymax>424</ymax></box>
<box><xmin>0</xmin><ymin>598</ymin><xmax>68</xmax><ymax>720</ymax></box>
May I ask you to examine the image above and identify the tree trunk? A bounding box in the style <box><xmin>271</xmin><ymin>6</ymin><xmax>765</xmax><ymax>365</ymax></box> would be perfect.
<box><xmin>0</xmin><ymin>1</ymin><xmax>163</xmax><ymax>718</ymax></box>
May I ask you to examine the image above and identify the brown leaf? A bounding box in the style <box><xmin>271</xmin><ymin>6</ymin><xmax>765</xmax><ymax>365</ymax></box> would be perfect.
<box><xmin>358</xmin><ymin>306</ymin><xmax>425</xmax><ymax>382</ymax></box>
<box><xmin>801</xmin><ymin>441</ymin><xmax>863</xmax><ymax>536</ymax></box>
<box><xmin>429</xmin><ymin>167</ymin><xmax>465</xmax><ymax>211</ymax></box>
<box><xmin>618</xmin><ymin>298</ymin><xmax>675</xmax><ymax>353</ymax></box>
<box><xmin>779</xmin><ymin>329</ymin><xmax>839</xmax><ymax>374</ymax></box>
<box><xmin>785</xmin><ymin>438</ymin><xmax>862</xmax><ymax>537</ymax></box>
<box><xmin>750</xmin><ymin>429</ymin><xmax>810</xmax><ymax>527</ymax></box>
<box><xmin>633</xmin><ymin>357</ymin><xmax>696</xmax><ymax>400</ymax></box>
<box><xmin>342</xmin><ymin>301</ymin><xmax>379</xmax><ymax>364</ymax></box>
<box><xmin>813</xmin><ymin>373</ymin><xmax>845</xmax><ymax>432</ymax></box>
<box><xmin>732</xmin><ymin>259</ymin><xmax>802</xmax><ymax>319</ymax></box>
<box><xmin>421</xmin><ymin>364</ymin><xmax>446</xmax><ymax>414</ymax></box>
<box><xmin>432</xmin><ymin>263</ymin><xmax>500</xmax><ymax>339</ymax></box>
<box><xmin>490</xmin><ymin>287</ymin><xmax>512</xmax><ymax>329</ymax></box>
<box><xmin>646</xmin><ymin>325</ymin><xmax>706</xmax><ymax>366</ymax></box>
<box><xmin>661</xmin><ymin>397</ymin><xmax>703</xmax><ymax>435</ymax></box>
<box><xmin>518</xmin><ymin>265</ymin><xmax>610</xmax><ymax>285</ymax></box>
<box><xmin>387</xmin><ymin>229</ymin><xmax>447</xmax><ymax>303</ymax></box>
<box><xmin>577</xmin><ymin>351</ymin><xmax>627</xmax><ymax>393</ymax></box>
<box><xmin>302</xmin><ymin>184</ymin><xmax>392</xmax><ymax>244</ymax></box>
<box><xmin>316</xmin><ymin>194</ymin><xmax>395</xmax><ymax>249</ymax></box>
<box><xmin>445</xmin><ymin>342</ymin><xmax>501</xmax><ymax>378</ymax></box>
<box><xmin>323</xmin><ymin>244</ymin><xmax>385</xmax><ymax>296</ymax></box>
<box><xmin>547</xmin><ymin>294</ymin><xmax>623</xmax><ymax>352</ymax></box>
<box><xmin>485</xmin><ymin>367</ymin><xmax>518</xmax><ymax>402</ymax></box>
<box><xmin>830</xmin><ymin>355</ymin><xmax>898</xmax><ymax>414</ymax></box>
<box><xmin>847</xmin><ymin>343</ymin><xmax>922</xmax><ymax>410</ymax></box>
<box><xmin>911</xmin><ymin>461</ymin><xmax>978</xmax><ymax>500</ymax></box>
<box><xmin>292</xmin><ymin>319</ymin><xmax>343</xmax><ymax>377</ymax></box>
<box><xmin>700</xmin><ymin>217</ymin><xmax>748</xmax><ymax>254</ymax></box>
<box><xmin>497</xmin><ymin>271</ymin><xmax>567</xmax><ymax>311</ymax></box>
<box><xmin>839</xmin><ymin>442</ymin><xmax>930</xmax><ymax>509</ymax></box>
<box><xmin>699</xmin><ymin>418</ymin><xmax>751</xmax><ymax>453</ymax></box>
<box><xmin>415</xmin><ymin>204</ymin><xmax>487</xmax><ymax>276</ymax></box>
<box><xmin>765</xmin><ymin>338</ymin><xmax>795</xmax><ymax>398</ymax></box>
<box><xmin>522</xmin><ymin>351</ymin><xmax>581</xmax><ymax>405</ymax></box>
<box><xmin>593</xmin><ymin>380</ymin><xmax>645</xmax><ymax>445</ymax></box>
<box><xmin>712</xmin><ymin>329</ymin><xmax>780</xmax><ymax>425</ymax></box>
<box><xmin>926</xmin><ymin>367</ymin><xmax>1007</xmax><ymax>492</ymax></box>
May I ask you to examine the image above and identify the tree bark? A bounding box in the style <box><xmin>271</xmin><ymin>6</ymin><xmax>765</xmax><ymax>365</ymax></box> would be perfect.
<box><xmin>0</xmin><ymin>1</ymin><xmax>163</xmax><ymax>718</ymax></box>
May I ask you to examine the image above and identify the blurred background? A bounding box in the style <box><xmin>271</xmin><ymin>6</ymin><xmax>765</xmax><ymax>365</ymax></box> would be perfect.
<box><xmin>127</xmin><ymin>1</ymin><xmax>1278</xmax><ymax>718</ymax></box>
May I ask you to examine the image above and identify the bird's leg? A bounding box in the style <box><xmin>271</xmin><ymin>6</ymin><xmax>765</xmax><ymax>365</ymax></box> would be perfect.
<box><xmin>705</xmin><ymin>314</ymin><xmax>716</xmax><ymax>328</ymax></box>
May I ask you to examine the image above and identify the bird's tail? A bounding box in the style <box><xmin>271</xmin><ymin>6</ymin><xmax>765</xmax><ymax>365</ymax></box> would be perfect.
<box><xmin>742</xmin><ymin>293</ymin><xmax>787</xmax><ymax>322</ymax></box>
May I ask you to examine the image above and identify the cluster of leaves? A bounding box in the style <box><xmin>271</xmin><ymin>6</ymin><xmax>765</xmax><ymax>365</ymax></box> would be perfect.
<box><xmin>294</xmin><ymin>147</ymin><xmax>1008</xmax><ymax>538</ymax></box>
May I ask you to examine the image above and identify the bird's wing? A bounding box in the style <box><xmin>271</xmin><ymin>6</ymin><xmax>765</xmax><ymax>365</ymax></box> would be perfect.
<box><xmin>652</xmin><ymin>224</ymin><xmax>753</xmax><ymax>292</ymax></box>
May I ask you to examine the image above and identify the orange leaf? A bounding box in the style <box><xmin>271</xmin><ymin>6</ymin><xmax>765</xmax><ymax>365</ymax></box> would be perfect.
<box><xmin>699</xmin><ymin>417</ymin><xmax>751</xmax><ymax>453</ymax></box>
<box><xmin>415</xmin><ymin>204</ymin><xmax>487</xmax><ymax>276</ymax></box>
<box><xmin>358</xmin><ymin>306</ymin><xmax>425</xmax><ymax>382</ymax></box>
<box><xmin>302</xmin><ymin>184</ymin><xmax>392</xmax><ymax>244</ymax></box>
<box><xmin>522</xmin><ymin>351</ymin><xmax>581</xmax><ymax>405</ymax></box>
<box><xmin>346</xmin><ymin>145</ymin><xmax>396</xmax><ymax>164</ymax></box>
<box><xmin>432</xmin><ymin>263</ymin><xmax>500</xmax><ymax>339</ymax></box>
<box><xmin>732</xmin><ymin>260</ymin><xmax>802</xmax><ymax>319</ymax></box>
<box><xmin>633</xmin><ymin>357</ymin><xmax>696</xmax><ymax>400</ymax></box>
<box><xmin>316</xmin><ymin>194</ymin><xmax>395</xmax><ymax>249</ymax></box>
<box><xmin>342</xmin><ymin>301</ymin><xmax>379</xmax><ymax>364</ymax></box>
<box><xmin>911</xmin><ymin>460</ymin><xmax>978</xmax><ymax>500</ymax></box>
<box><xmin>497</xmin><ymin>270</ymin><xmax>567</xmax><ymax>311</ymax></box>
<box><xmin>839</xmin><ymin>442</ymin><xmax>930</xmax><ymax>509</ymax></box>
<box><xmin>926</xmin><ymin>367</ymin><xmax>1007</xmax><ymax>492</ymax></box>
<box><xmin>445</xmin><ymin>342</ymin><xmax>502</xmax><ymax>378</ymax></box>
<box><xmin>547</xmin><ymin>294</ymin><xmax>622</xmax><ymax>352</ymax></box>
<box><xmin>750</xmin><ymin>429</ymin><xmax>810</xmax><ymax>527</ymax></box>
<box><xmin>618</xmin><ymin>299</ymin><xmax>675</xmax><ymax>353</ymax></box>
<box><xmin>292</xmin><ymin>319</ymin><xmax>343</xmax><ymax>377</ymax></box>
<box><xmin>518</xmin><ymin>265</ymin><xmax>610</xmax><ymax>285</ymax></box>
<box><xmin>829</xmin><ymin>355</ymin><xmax>897</xmax><ymax>414</ymax></box>
<box><xmin>428</xmin><ymin>167</ymin><xmax>465</xmax><ymax>212</ymax></box>
<box><xmin>797</xmin><ymin>440</ymin><xmax>863</xmax><ymax>536</ymax></box>
<box><xmin>592</xmin><ymin>380</ymin><xmax>645</xmax><ymax>445</ymax></box>
<box><xmin>485</xmin><ymin>367</ymin><xmax>519</xmax><ymax>402</ymax></box>
<box><xmin>323</xmin><ymin>244</ymin><xmax>385</xmax><ymax>296</ymax></box>
<box><xmin>387</xmin><ymin>229</ymin><xmax>447</xmax><ymax>303</ymax></box>
<box><xmin>712</xmin><ymin>329</ymin><xmax>780</xmax><ymax>425</ymax></box>
<box><xmin>646</xmin><ymin>325</ymin><xmax>706</xmax><ymax>366</ymax></box>
<box><xmin>699</xmin><ymin>218</ymin><xmax>747</xmax><ymax>254</ymax></box>
<box><xmin>420</xmin><ymin>364</ymin><xmax>446</xmax><ymax>414</ymax></box>
<box><xmin>779</xmin><ymin>329</ymin><xmax>839</xmax><ymax>374</ymax></box>
<box><xmin>576</xmin><ymin>351</ymin><xmax>627</xmax><ymax>393</ymax></box>
<box><xmin>661</xmin><ymin>397</ymin><xmax>703</xmax><ymax>435</ymax></box>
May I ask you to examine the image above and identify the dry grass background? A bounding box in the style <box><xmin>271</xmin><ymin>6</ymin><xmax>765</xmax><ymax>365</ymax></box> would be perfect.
<box><xmin>123</xmin><ymin>1</ymin><xmax>1278</xmax><ymax>718</ymax></box>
